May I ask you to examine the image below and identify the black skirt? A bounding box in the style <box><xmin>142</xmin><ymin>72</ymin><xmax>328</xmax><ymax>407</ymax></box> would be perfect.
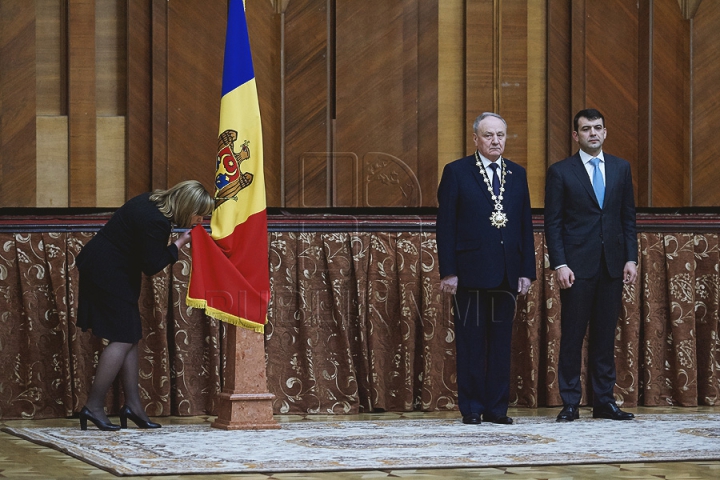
<box><xmin>77</xmin><ymin>276</ymin><xmax>143</xmax><ymax>344</ymax></box>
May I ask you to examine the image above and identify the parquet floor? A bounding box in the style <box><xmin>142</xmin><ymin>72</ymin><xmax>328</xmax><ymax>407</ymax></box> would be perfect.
<box><xmin>1</xmin><ymin>407</ymin><xmax>719</xmax><ymax>479</ymax></box>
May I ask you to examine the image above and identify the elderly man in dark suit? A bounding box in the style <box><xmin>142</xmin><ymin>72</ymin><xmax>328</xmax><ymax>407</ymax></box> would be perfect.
<box><xmin>544</xmin><ymin>108</ymin><xmax>638</xmax><ymax>422</ymax></box>
<box><xmin>437</xmin><ymin>112</ymin><xmax>536</xmax><ymax>425</ymax></box>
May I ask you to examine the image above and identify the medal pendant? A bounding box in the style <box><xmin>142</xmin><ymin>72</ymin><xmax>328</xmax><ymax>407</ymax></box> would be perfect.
<box><xmin>490</xmin><ymin>211</ymin><xmax>508</xmax><ymax>228</ymax></box>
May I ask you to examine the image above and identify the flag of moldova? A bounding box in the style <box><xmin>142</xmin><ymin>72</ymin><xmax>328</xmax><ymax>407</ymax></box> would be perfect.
<box><xmin>186</xmin><ymin>0</ymin><xmax>268</xmax><ymax>333</ymax></box>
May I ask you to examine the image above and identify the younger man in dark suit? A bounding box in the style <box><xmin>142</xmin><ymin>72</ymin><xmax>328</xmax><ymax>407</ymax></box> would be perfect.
<box><xmin>544</xmin><ymin>108</ymin><xmax>638</xmax><ymax>422</ymax></box>
<box><xmin>437</xmin><ymin>112</ymin><xmax>536</xmax><ymax>425</ymax></box>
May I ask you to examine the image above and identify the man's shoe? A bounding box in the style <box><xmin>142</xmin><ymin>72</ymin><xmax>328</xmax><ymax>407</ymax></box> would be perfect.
<box><xmin>556</xmin><ymin>404</ymin><xmax>579</xmax><ymax>422</ymax></box>
<box><xmin>484</xmin><ymin>414</ymin><xmax>513</xmax><ymax>425</ymax></box>
<box><xmin>593</xmin><ymin>403</ymin><xmax>634</xmax><ymax>420</ymax></box>
<box><xmin>462</xmin><ymin>413</ymin><xmax>481</xmax><ymax>424</ymax></box>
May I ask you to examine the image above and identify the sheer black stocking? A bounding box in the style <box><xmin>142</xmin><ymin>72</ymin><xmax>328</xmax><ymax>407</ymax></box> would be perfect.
<box><xmin>120</xmin><ymin>343</ymin><xmax>151</xmax><ymax>422</ymax></box>
<box><xmin>85</xmin><ymin>341</ymin><xmax>149</xmax><ymax>423</ymax></box>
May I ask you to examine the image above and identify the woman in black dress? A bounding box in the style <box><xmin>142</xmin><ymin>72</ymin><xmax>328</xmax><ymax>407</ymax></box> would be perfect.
<box><xmin>77</xmin><ymin>180</ymin><xmax>213</xmax><ymax>431</ymax></box>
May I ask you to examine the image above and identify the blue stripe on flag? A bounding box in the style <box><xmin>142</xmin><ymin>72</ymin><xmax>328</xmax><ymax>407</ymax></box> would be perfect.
<box><xmin>221</xmin><ymin>0</ymin><xmax>255</xmax><ymax>97</ymax></box>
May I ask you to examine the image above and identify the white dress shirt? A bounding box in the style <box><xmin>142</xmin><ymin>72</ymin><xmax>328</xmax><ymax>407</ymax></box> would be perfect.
<box><xmin>477</xmin><ymin>153</ymin><xmax>502</xmax><ymax>189</ymax></box>
<box><xmin>578</xmin><ymin>149</ymin><xmax>605</xmax><ymax>187</ymax></box>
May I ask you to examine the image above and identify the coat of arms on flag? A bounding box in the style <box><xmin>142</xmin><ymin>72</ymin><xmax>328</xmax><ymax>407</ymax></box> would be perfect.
<box><xmin>215</xmin><ymin>130</ymin><xmax>254</xmax><ymax>207</ymax></box>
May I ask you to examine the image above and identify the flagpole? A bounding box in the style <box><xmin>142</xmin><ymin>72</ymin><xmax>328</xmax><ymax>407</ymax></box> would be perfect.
<box><xmin>187</xmin><ymin>0</ymin><xmax>278</xmax><ymax>430</ymax></box>
<box><xmin>211</xmin><ymin>324</ymin><xmax>279</xmax><ymax>430</ymax></box>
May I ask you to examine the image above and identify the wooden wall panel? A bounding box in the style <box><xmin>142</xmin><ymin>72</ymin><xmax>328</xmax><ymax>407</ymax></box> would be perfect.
<box><xmin>416</xmin><ymin>0</ymin><xmax>438</xmax><ymax>207</ymax></box>
<box><xmin>36</xmin><ymin>117</ymin><xmax>68</xmax><ymax>207</ymax></box>
<box><xmin>465</xmin><ymin>1</ymin><xmax>494</xmax><ymax>155</ymax></box>
<box><xmin>649</xmin><ymin>1</ymin><xmax>687</xmax><ymax>207</ymax></box>
<box><xmin>36</xmin><ymin>0</ymin><xmax>66</xmax><ymax>116</ymax></box>
<box><xmin>126</xmin><ymin>0</ymin><xmax>152</xmax><ymax>198</ymax></box>
<box><xmin>247</xmin><ymin>2</ymin><xmax>282</xmax><ymax>207</ymax></box>
<box><xmin>437</xmin><ymin>0</ymin><xmax>465</xmax><ymax>179</ymax></box>
<box><xmin>547</xmin><ymin>1</ymin><xmax>572</xmax><ymax>166</ymax></box>
<box><xmin>96</xmin><ymin>117</ymin><xmax>125</xmax><ymax>206</ymax></box>
<box><xmin>691</xmin><ymin>1</ymin><xmax>720</xmax><ymax>206</ymax></box>
<box><xmin>96</xmin><ymin>0</ymin><xmax>126</xmax><ymax>116</ymax></box>
<box><xmin>68</xmin><ymin>0</ymin><xmax>96</xmax><ymax>207</ymax></box>
<box><xmin>335</xmin><ymin>0</ymin><xmax>406</xmax><ymax>207</ymax></box>
<box><xmin>151</xmin><ymin>0</ymin><xmax>168</xmax><ymax>190</ymax></box>
<box><xmin>166</xmin><ymin>1</ymin><xmax>224</xmax><ymax>192</ymax></box>
<box><xmin>0</xmin><ymin>1</ymin><xmax>37</xmax><ymax>207</ymax></box>
<box><xmin>498</xmin><ymin>1</ymin><xmax>528</xmax><ymax>171</ymax></box>
<box><xmin>584</xmin><ymin>0</ymin><xmax>639</xmax><ymax>189</ymax></box>
<box><xmin>527</xmin><ymin>0</ymin><xmax>547</xmax><ymax>206</ymax></box>
<box><xmin>282</xmin><ymin>0</ymin><xmax>330</xmax><ymax>207</ymax></box>
<box><xmin>95</xmin><ymin>0</ymin><xmax>127</xmax><ymax>205</ymax></box>
<box><xmin>570</xmin><ymin>0</ymin><xmax>585</xmax><ymax>119</ymax></box>
<box><xmin>637</xmin><ymin>0</ymin><xmax>650</xmax><ymax>205</ymax></box>
<box><xmin>335</xmin><ymin>0</ymin><xmax>425</xmax><ymax>207</ymax></box>
<box><xmin>35</xmin><ymin>0</ymin><xmax>68</xmax><ymax>207</ymax></box>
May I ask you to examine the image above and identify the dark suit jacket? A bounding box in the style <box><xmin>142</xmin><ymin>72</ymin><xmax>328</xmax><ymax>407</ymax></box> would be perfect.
<box><xmin>544</xmin><ymin>152</ymin><xmax>637</xmax><ymax>279</ymax></box>
<box><xmin>436</xmin><ymin>155</ymin><xmax>536</xmax><ymax>290</ymax></box>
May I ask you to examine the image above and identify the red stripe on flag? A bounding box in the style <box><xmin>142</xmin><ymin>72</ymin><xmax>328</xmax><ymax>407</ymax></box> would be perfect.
<box><xmin>187</xmin><ymin>211</ymin><xmax>269</xmax><ymax>327</ymax></box>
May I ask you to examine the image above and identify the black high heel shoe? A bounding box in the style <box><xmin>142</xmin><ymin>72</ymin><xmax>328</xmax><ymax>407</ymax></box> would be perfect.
<box><xmin>79</xmin><ymin>406</ymin><xmax>121</xmax><ymax>431</ymax></box>
<box><xmin>119</xmin><ymin>405</ymin><xmax>162</xmax><ymax>429</ymax></box>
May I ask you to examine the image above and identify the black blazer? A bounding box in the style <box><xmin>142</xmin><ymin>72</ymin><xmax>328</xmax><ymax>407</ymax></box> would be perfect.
<box><xmin>77</xmin><ymin>193</ymin><xmax>179</xmax><ymax>303</ymax></box>
<box><xmin>544</xmin><ymin>152</ymin><xmax>637</xmax><ymax>279</ymax></box>
<box><xmin>436</xmin><ymin>155</ymin><xmax>536</xmax><ymax>290</ymax></box>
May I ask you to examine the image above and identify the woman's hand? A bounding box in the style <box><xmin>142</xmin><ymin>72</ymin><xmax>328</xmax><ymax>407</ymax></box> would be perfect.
<box><xmin>173</xmin><ymin>230</ymin><xmax>192</xmax><ymax>250</ymax></box>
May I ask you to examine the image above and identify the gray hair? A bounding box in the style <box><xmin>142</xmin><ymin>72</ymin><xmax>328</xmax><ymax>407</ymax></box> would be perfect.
<box><xmin>473</xmin><ymin>112</ymin><xmax>507</xmax><ymax>133</ymax></box>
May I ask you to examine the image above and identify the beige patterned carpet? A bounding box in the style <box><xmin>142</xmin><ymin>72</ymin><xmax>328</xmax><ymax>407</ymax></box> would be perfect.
<box><xmin>4</xmin><ymin>414</ymin><xmax>720</xmax><ymax>476</ymax></box>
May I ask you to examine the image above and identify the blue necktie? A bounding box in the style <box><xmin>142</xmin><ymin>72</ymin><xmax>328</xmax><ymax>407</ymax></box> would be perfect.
<box><xmin>489</xmin><ymin>163</ymin><xmax>500</xmax><ymax>197</ymax></box>
<box><xmin>590</xmin><ymin>157</ymin><xmax>604</xmax><ymax>207</ymax></box>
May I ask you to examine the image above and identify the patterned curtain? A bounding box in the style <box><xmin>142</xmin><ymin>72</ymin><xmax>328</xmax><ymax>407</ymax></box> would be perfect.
<box><xmin>266</xmin><ymin>231</ymin><xmax>454</xmax><ymax>414</ymax></box>
<box><xmin>0</xmin><ymin>229</ymin><xmax>718</xmax><ymax>420</ymax></box>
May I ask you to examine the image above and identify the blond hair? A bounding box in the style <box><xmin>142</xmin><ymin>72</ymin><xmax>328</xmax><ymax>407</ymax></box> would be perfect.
<box><xmin>149</xmin><ymin>180</ymin><xmax>214</xmax><ymax>228</ymax></box>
